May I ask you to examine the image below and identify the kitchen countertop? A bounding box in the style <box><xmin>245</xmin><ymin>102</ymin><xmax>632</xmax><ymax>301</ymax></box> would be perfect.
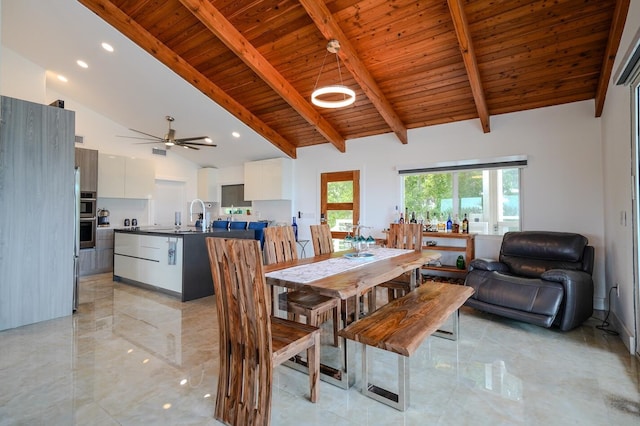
<box><xmin>114</xmin><ymin>226</ymin><xmax>254</xmax><ymax>238</ymax></box>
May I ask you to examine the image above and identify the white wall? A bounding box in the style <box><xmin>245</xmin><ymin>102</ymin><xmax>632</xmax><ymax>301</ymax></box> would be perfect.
<box><xmin>601</xmin><ymin>0</ymin><xmax>640</xmax><ymax>354</ymax></box>
<box><xmin>1</xmin><ymin>47</ymin><xmax>201</xmax><ymax>227</ymax></box>
<box><xmin>0</xmin><ymin>47</ymin><xmax>46</xmax><ymax>102</ymax></box>
<box><xmin>294</xmin><ymin>101</ymin><xmax>606</xmax><ymax>308</ymax></box>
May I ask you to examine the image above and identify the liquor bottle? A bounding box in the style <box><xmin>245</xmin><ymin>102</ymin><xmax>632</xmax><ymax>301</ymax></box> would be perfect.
<box><xmin>446</xmin><ymin>214</ymin><xmax>452</xmax><ymax>232</ymax></box>
<box><xmin>292</xmin><ymin>216</ymin><xmax>298</xmax><ymax>241</ymax></box>
<box><xmin>410</xmin><ymin>211</ymin><xmax>417</xmax><ymax>223</ymax></box>
<box><xmin>425</xmin><ymin>211</ymin><xmax>431</xmax><ymax>232</ymax></box>
<box><xmin>462</xmin><ymin>213</ymin><xmax>469</xmax><ymax>233</ymax></box>
<box><xmin>394</xmin><ymin>205</ymin><xmax>400</xmax><ymax>223</ymax></box>
<box><xmin>399</xmin><ymin>212</ymin><xmax>405</xmax><ymax>224</ymax></box>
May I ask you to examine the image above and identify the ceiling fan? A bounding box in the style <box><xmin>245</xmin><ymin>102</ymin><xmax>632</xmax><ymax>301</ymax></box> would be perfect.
<box><xmin>123</xmin><ymin>116</ymin><xmax>216</xmax><ymax>150</ymax></box>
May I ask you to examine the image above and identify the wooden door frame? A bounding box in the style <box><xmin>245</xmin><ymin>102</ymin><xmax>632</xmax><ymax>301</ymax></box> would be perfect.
<box><xmin>320</xmin><ymin>170</ymin><xmax>360</xmax><ymax>240</ymax></box>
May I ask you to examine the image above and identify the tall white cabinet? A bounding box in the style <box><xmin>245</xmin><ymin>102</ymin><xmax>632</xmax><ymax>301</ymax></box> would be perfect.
<box><xmin>0</xmin><ymin>96</ymin><xmax>75</xmax><ymax>331</ymax></box>
<box><xmin>244</xmin><ymin>157</ymin><xmax>292</xmax><ymax>200</ymax></box>
<box><xmin>98</xmin><ymin>153</ymin><xmax>155</xmax><ymax>198</ymax></box>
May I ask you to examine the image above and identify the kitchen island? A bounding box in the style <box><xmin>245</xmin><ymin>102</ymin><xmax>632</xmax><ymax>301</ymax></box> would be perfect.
<box><xmin>114</xmin><ymin>227</ymin><xmax>254</xmax><ymax>301</ymax></box>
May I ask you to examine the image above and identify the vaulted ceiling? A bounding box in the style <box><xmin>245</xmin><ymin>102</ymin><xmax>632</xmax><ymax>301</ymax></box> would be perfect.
<box><xmin>78</xmin><ymin>0</ymin><xmax>630</xmax><ymax>159</ymax></box>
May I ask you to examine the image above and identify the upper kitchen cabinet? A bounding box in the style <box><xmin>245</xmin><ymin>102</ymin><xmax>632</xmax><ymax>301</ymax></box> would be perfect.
<box><xmin>75</xmin><ymin>147</ymin><xmax>98</xmax><ymax>192</ymax></box>
<box><xmin>244</xmin><ymin>158</ymin><xmax>292</xmax><ymax>201</ymax></box>
<box><xmin>197</xmin><ymin>168</ymin><xmax>218</xmax><ymax>201</ymax></box>
<box><xmin>98</xmin><ymin>154</ymin><xmax>155</xmax><ymax>199</ymax></box>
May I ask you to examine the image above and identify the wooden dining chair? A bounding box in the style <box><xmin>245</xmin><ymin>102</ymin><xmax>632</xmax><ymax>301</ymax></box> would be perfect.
<box><xmin>309</xmin><ymin>223</ymin><xmax>333</xmax><ymax>256</ymax></box>
<box><xmin>206</xmin><ymin>237</ymin><xmax>320</xmax><ymax>425</ymax></box>
<box><xmin>264</xmin><ymin>226</ymin><xmax>341</xmax><ymax>347</ymax></box>
<box><xmin>309</xmin><ymin>223</ymin><xmax>369</xmax><ymax>325</ymax></box>
<box><xmin>378</xmin><ymin>223</ymin><xmax>424</xmax><ymax>301</ymax></box>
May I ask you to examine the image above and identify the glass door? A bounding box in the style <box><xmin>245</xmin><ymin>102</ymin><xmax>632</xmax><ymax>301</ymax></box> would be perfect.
<box><xmin>320</xmin><ymin>170</ymin><xmax>360</xmax><ymax>246</ymax></box>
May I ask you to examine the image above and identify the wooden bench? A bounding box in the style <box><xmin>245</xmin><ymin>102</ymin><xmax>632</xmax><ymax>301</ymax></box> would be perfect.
<box><xmin>338</xmin><ymin>282</ymin><xmax>474</xmax><ymax>411</ymax></box>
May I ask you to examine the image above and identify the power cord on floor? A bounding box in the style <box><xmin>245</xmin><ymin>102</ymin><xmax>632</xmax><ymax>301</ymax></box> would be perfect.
<box><xmin>595</xmin><ymin>286</ymin><xmax>619</xmax><ymax>336</ymax></box>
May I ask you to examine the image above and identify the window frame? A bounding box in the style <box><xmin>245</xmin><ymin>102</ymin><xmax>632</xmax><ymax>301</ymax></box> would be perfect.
<box><xmin>398</xmin><ymin>157</ymin><xmax>526</xmax><ymax>235</ymax></box>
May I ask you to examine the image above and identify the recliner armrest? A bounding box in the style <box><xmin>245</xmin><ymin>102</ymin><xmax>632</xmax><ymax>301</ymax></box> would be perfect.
<box><xmin>469</xmin><ymin>258</ymin><xmax>509</xmax><ymax>272</ymax></box>
<box><xmin>540</xmin><ymin>269</ymin><xmax>594</xmax><ymax>331</ymax></box>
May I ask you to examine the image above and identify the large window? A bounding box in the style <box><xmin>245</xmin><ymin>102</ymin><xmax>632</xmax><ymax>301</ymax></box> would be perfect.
<box><xmin>401</xmin><ymin>160</ymin><xmax>524</xmax><ymax>235</ymax></box>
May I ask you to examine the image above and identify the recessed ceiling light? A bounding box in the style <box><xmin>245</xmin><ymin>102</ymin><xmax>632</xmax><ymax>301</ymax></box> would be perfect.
<box><xmin>101</xmin><ymin>42</ymin><xmax>114</xmax><ymax>52</ymax></box>
<box><xmin>232</xmin><ymin>132</ymin><xmax>240</xmax><ymax>138</ymax></box>
<box><xmin>57</xmin><ymin>74</ymin><xmax>68</xmax><ymax>83</ymax></box>
<box><xmin>204</xmin><ymin>137</ymin><xmax>213</xmax><ymax>143</ymax></box>
<box><xmin>77</xmin><ymin>60</ymin><xmax>88</xmax><ymax>69</ymax></box>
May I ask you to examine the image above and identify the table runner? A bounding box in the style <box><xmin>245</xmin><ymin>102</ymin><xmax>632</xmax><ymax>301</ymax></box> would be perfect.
<box><xmin>264</xmin><ymin>248</ymin><xmax>414</xmax><ymax>284</ymax></box>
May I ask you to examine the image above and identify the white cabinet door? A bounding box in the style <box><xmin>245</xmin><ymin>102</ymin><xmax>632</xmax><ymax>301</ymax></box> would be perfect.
<box><xmin>115</xmin><ymin>233</ymin><xmax>183</xmax><ymax>293</ymax></box>
<box><xmin>125</xmin><ymin>157</ymin><xmax>155</xmax><ymax>199</ymax></box>
<box><xmin>98</xmin><ymin>154</ymin><xmax>125</xmax><ymax>198</ymax></box>
<box><xmin>244</xmin><ymin>158</ymin><xmax>292</xmax><ymax>200</ymax></box>
<box><xmin>197</xmin><ymin>167</ymin><xmax>218</xmax><ymax>201</ymax></box>
<box><xmin>98</xmin><ymin>154</ymin><xmax>155</xmax><ymax>199</ymax></box>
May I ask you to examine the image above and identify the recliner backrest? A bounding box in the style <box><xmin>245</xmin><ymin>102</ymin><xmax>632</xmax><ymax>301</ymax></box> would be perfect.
<box><xmin>499</xmin><ymin>231</ymin><xmax>592</xmax><ymax>278</ymax></box>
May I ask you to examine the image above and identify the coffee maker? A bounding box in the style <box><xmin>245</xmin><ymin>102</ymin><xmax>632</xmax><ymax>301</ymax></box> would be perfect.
<box><xmin>97</xmin><ymin>208</ymin><xmax>110</xmax><ymax>227</ymax></box>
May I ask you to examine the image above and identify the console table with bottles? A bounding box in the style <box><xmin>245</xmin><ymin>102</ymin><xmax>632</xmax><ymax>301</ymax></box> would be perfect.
<box><xmin>421</xmin><ymin>232</ymin><xmax>476</xmax><ymax>276</ymax></box>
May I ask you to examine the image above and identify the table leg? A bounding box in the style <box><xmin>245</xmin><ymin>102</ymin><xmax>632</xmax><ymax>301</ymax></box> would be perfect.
<box><xmin>409</xmin><ymin>267</ymin><xmax>417</xmax><ymax>291</ymax></box>
<box><xmin>283</xmin><ymin>320</ymin><xmax>355</xmax><ymax>389</ymax></box>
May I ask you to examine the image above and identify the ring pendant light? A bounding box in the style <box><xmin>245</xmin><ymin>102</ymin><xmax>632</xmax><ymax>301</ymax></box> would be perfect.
<box><xmin>311</xmin><ymin>40</ymin><xmax>356</xmax><ymax>108</ymax></box>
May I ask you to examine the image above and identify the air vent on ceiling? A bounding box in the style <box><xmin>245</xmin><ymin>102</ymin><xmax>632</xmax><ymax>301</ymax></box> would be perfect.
<box><xmin>75</xmin><ymin>135</ymin><xmax>84</xmax><ymax>144</ymax></box>
<box><xmin>152</xmin><ymin>147</ymin><xmax>167</xmax><ymax>156</ymax></box>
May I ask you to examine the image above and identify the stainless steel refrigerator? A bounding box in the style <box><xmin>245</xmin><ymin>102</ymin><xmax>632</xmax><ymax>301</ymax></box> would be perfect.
<box><xmin>73</xmin><ymin>167</ymin><xmax>80</xmax><ymax>311</ymax></box>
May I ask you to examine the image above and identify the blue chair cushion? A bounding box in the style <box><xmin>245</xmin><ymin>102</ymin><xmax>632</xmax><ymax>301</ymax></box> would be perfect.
<box><xmin>212</xmin><ymin>220</ymin><xmax>229</xmax><ymax>229</ymax></box>
<box><xmin>248</xmin><ymin>222</ymin><xmax>268</xmax><ymax>248</ymax></box>
<box><xmin>229</xmin><ymin>221</ymin><xmax>248</xmax><ymax>230</ymax></box>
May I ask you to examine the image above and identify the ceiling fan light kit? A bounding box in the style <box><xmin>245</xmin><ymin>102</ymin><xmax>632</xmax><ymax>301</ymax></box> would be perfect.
<box><xmin>311</xmin><ymin>39</ymin><xmax>355</xmax><ymax>109</ymax></box>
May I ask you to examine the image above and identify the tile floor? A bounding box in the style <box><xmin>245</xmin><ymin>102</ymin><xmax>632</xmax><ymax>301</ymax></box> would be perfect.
<box><xmin>1</xmin><ymin>273</ymin><xmax>639</xmax><ymax>425</ymax></box>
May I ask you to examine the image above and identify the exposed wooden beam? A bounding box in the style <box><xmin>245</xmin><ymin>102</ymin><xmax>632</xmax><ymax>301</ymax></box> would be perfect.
<box><xmin>78</xmin><ymin>0</ymin><xmax>297</xmax><ymax>158</ymax></box>
<box><xmin>594</xmin><ymin>0</ymin><xmax>630</xmax><ymax>117</ymax></box>
<box><xmin>178</xmin><ymin>0</ymin><xmax>346</xmax><ymax>153</ymax></box>
<box><xmin>298</xmin><ymin>0</ymin><xmax>408</xmax><ymax>144</ymax></box>
<box><xmin>447</xmin><ymin>0</ymin><xmax>490</xmax><ymax>133</ymax></box>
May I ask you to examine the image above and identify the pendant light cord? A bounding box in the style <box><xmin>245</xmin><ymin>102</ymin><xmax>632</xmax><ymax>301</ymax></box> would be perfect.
<box><xmin>312</xmin><ymin>49</ymin><xmax>330</xmax><ymax>92</ymax></box>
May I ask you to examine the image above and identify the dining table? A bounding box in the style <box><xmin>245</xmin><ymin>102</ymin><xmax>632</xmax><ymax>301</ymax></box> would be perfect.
<box><xmin>264</xmin><ymin>246</ymin><xmax>441</xmax><ymax>388</ymax></box>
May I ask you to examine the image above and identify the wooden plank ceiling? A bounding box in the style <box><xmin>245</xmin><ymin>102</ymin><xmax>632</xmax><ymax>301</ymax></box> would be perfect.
<box><xmin>78</xmin><ymin>0</ymin><xmax>630</xmax><ymax>158</ymax></box>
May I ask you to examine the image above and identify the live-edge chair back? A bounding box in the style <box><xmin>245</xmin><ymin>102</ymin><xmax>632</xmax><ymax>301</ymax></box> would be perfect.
<box><xmin>206</xmin><ymin>237</ymin><xmax>272</xmax><ymax>425</ymax></box>
<box><xmin>263</xmin><ymin>226</ymin><xmax>298</xmax><ymax>265</ymax></box>
<box><xmin>380</xmin><ymin>223</ymin><xmax>424</xmax><ymax>302</ymax></box>
<box><xmin>387</xmin><ymin>223</ymin><xmax>422</xmax><ymax>251</ymax></box>
<box><xmin>310</xmin><ymin>224</ymin><xmax>333</xmax><ymax>256</ymax></box>
<box><xmin>207</xmin><ymin>237</ymin><xmax>320</xmax><ymax>425</ymax></box>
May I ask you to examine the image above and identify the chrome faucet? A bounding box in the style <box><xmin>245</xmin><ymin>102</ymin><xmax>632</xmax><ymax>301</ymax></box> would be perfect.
<box><xmin>189</xmin><ymin>198</ymin><xmax>206</xmax><ymax>232</ymax></box>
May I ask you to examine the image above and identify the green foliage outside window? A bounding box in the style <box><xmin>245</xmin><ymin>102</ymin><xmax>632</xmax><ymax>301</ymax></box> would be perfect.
<box><xmin>327</xmin><ymin>181</ymin><xmax>354</xmax><ymax>231</ymax></box>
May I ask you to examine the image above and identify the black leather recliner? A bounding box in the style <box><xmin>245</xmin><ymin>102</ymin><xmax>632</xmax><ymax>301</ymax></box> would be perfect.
<box><xmin>464</xmin><ymin>231</ymin><xmax>594</xmax><ymax>331</ymax></box>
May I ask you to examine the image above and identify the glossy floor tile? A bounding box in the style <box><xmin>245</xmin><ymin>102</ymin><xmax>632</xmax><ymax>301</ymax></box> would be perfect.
<box><xmin>1</xmin><ymin>273</ymin><xmax>638</xmax><ymax>425</ymax></box>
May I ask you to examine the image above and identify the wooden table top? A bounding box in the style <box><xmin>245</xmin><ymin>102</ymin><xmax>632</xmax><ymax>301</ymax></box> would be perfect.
<box><xmin>264</xmin><ymin>249</ymin><xmax>440</xmax><ymax>300</ymax></box>
<box><xmin>339</xmin><ymin>282</ymin><xmax>474</xmax><ymax>356</ymax></box>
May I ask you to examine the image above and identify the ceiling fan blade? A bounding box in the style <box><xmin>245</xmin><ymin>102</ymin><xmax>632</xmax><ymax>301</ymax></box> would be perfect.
<box><xmin>179</xmin><ymin>144</ymin><xmax>200</xmax><ymax>150</ymax></box>
<box><xmin>175</xmin><ymin>136</ymin><xmax>209</xmax><ymax>143</ymax></box>
<box><xmin>129</xmin><ymin>128</ymin><xmax>163</xmax><ymax>140</ymax></box>
<box><xmin>179</xmin><ymin>142</ymin><xmax>217</xmax><ymax>147</ymax></box>
<box><xmin>134</xmin><ymin>141</ymin><xmax>167</xmax><ymax>145</ymax></box>
<box><xmin>117</xmin><ymin>135</ymin><xmax>161</xmax><ymax>141</ymax></box>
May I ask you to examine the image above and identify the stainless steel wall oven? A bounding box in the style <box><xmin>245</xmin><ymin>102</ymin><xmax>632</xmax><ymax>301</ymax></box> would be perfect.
<box><xmin>79</xmin><ymin>219</ymin><xmax>96</xmax><ymax>249</ymax></box>
<box><xmin>80</xmin><ymin>191</ymin><xmax>96</xmax><ymax>218</ymax></box>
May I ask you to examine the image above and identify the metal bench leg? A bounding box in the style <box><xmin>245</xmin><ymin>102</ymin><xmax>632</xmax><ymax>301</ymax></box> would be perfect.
<box><xmin>361</xmin><ymin>343</ymin><xmax>409</xmax><ymax>411</ymax></box>
<box><xmin>434</xmin><ymin>308</ymin><xmax>460</xmax><ymax>341</ymax></box>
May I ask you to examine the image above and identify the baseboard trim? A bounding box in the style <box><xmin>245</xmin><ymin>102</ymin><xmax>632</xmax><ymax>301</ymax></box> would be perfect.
<box><xmin>609</xmin><ymin>310</ymin><xmax>636</xmax><ymax>355</ymax></box>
